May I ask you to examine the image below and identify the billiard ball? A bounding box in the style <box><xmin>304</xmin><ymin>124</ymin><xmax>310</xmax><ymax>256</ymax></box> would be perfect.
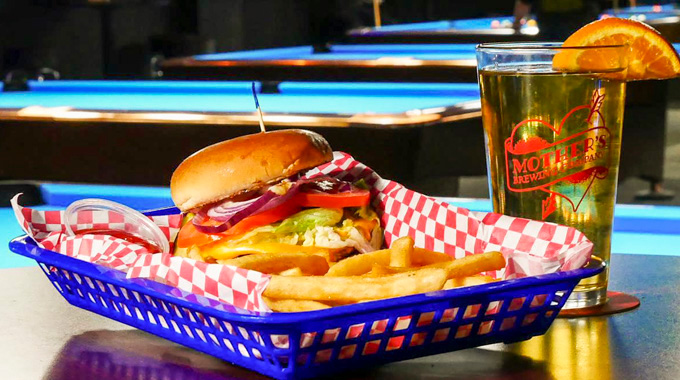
<box><xmin>491</xmin><ymin>20</ymin><xmax>500</xmax><ymax>28</ymax></box>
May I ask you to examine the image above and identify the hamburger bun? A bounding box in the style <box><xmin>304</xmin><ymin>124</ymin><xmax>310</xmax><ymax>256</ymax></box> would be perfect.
<box><xmin>171</xmin><ymin>129</ymin><xmax>333</xmax><ymax>211</ymax></box>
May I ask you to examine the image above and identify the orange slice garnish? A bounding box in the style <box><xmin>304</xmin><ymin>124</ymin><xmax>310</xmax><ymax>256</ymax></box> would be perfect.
<box><xmin>553</xmin><ymin>17</ymin><xmax>680</xmax><ymax>80</ymax></box>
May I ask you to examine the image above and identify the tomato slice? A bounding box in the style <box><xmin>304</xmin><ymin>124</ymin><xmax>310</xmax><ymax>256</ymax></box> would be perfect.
<box><xmin>176</xmin><ymin>221</ymin><xmax>215</xmax><ymax>248</ymax></box>
<box><xmin>294</xmin><ymin>190</ymin><xmax>370</xmax><ymax>209</ymax></box>
<box><xmin>176</xmin><ymin>200</ymin><xmax>301</xmax><ymax>248</ymax></box>
<box><xmin>223</xmin><ymin>200</ymin><xmax>300</xmax><ymax>237</ymax></box>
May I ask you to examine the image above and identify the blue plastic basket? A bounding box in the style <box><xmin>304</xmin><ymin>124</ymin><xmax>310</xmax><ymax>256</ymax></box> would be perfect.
<box><xmin>9</xmin><ymin>230</ymin><xmax>603</xmax><ymax>380</ymax></box>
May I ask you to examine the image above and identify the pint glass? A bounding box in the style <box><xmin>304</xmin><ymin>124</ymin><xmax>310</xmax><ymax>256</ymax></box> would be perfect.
<box><xmin>476</xmin><ymin>43</ymin><xmax>628</xmax><ymax>308</ymax></box>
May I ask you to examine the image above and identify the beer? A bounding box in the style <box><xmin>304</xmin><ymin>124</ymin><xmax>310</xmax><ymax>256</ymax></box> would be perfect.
<box><xmin>479</xmin><ymin>66</ymin><xmax>626</xmax><ymax>308</ymax></box>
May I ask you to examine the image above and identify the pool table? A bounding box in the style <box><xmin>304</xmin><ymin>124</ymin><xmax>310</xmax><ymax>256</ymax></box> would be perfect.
<box><xmin>601</xmin><ymin>4</ymin><xmax>680</xmax><ymax>41</ymax></box>
<box><xmin>0</xmin><ymin>80</ymin><xmax>485</xmax><ymax>192</ymax></box>
<box><xmin>160</xmin><ymin>43</ymin><xmax>675</xmax><ymax>195</ymax></box>
<box><xmin>3</xmin><ymin>183</ymin><xmax>679</xmax><ymax>270</ymax></box>
<box><xmin>161</xmin><ymin>42</ymin><xmax>680</xmax><ymax>84</ymax></box>
<box><xmin>346</xmin><ymin>8</ymin><xmax>680</xmax><ymax>44</ymax></box>
<box><xmin>347</xmin><ymin>16</ymin><xmax>539</xmax><ymax>44</ymax></box>
<box><xmin>161</xmin><ymin>44</ymin><xmax>479</xmax><ymax>83</ymax></box>
<box><xmin>602</xmin><ymin>4</ymin><xmax>679</xmax><ymax>18</ymax></box>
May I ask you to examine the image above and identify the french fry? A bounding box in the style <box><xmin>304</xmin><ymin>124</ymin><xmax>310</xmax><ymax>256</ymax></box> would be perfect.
<box><xmin>420</xmin><ymin>251</ymin><xmax>505</xmax><ymax>279</ymax></box>
<box><xmin>367</xmin><ymin>264</ymin><xmax>421</xmax><ymax>276</ymax></box>
<box><xmin>366</xmin><ymin>263</ymin><xmax>500</xmax><ymax>280</ymax></box>
<box><xmin>389</xmin><ymin>236</ymin><xmax>413</xmax><ymax>268</ymax></box>
<box><xmin>412</xmin><ymin>247</ymin><xmax>453</xmax><ymax>265</ymax></box>
<box><xmin>326</xmin><ymin>240</ymin><xmax>455</xmax><ymax>277</ymax></box>
<box><xmin>440</xmin><ymin>251</ymin><xmax>505</xmax><ymax>278</ymax></box>
<box><xmin>174</xmin><ymin>246</ymin><xmax>189</xmax><ymax>258</ymax></box>
<box><xmin>263</xmin><ymin>297</ymin><xmax>330</xmax><ymax>312</ymax></box>
<box><xmin>366</xmin><ymin>247</ymin><xmax>459</xmax><ymax>276</ymax></box>
<box><xmin>279</xmin><ymin>267</ymin><xmax>303</xmax><ymax>276</ymax></box>
<box><xmin>264</xmin><ymin>268</ymin><xmax>447</xmax><ymax>302</ymax></box>
<box><xmin>174</xmin><ymin>245</ymin><xmax>205</xmax><ymax>261</ymax></box>
<box><xmin>201</xmin><ymin>242</ymin><xmax>337</xmax><ymax>262</ymax></box>
<box><xmin>325</xmin><ymin>249</ymin><xmax>391</xmax><ymax>276</ymax></box>
<box><xmin>188</xmin><ymin>246</ymin><xmax>205</xmax><ymax>261</ymax></box>
<box><xmin>366</xmin><ymin>263</ymin><xmax>396</xmax><ymax>277</ymax></box>
<box><xmin>443</xmin><ymin>275</ymin><xmax>499</xmax><ymax>289</ymax></box>
<box><xmin>221</xmin><ymin>253</ymin><xmax>329</xmax><ymax>275</ymax></box>
<box><xmin>327</xmin><ymin>246</ymin><xmax>357</xmax><ymax>262</ymax></box>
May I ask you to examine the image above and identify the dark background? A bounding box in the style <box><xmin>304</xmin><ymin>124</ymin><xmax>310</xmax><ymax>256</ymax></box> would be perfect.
<box><xmin>0</xmin><ymin>0</ymin><xmax>522</xmax><ymax>79</ymax></box>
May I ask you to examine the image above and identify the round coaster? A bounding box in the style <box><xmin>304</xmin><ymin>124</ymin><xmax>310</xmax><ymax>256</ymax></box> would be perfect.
<box><xmin>558</xmin><ymin>291</ymin><xmax>640</xmax><ymax>318</ymax></box>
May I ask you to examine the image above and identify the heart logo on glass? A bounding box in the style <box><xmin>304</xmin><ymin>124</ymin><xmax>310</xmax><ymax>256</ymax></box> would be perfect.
<box><xmin>504</xmin><ymin>90</ymin><xmax>611</xmax><ymax>220</ymax></box>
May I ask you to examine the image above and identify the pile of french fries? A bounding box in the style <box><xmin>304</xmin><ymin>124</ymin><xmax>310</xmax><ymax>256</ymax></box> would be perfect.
<box><xmin>218</xmin><ymin>237</ymin><xmax>506</xmax><ymax>312</ymax></box>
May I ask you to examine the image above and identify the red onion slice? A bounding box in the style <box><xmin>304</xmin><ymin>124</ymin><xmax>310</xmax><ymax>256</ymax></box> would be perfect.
<box><xmin>192</xmin><ymin>183</ymin><xmax>300</xmax><ymax>234</ymax></box>
<box><xmin>207</xmin><ymin>198</ymin><xmax>258</xmax><ymax>220</ymax></box>
<box><xmin>191</xmin><ymin>176</ymin><xmax>360</xmax><ymax>235</ymax></box>
<box><xmin>206</xmin><ymin>193</ymin><xmax>272</xmax><ymax>221</ymax></box>
<box><xmin>193</xmin><ymin>192</ymin><xmax>275</xmax><ymax>234</ymax></box>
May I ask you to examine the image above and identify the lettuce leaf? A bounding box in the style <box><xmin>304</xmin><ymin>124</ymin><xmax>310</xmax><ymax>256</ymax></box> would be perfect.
<box><xmin>274</xmin><ymin>208</ymin><xmax>343</xmax><ymax>235</ymax></box>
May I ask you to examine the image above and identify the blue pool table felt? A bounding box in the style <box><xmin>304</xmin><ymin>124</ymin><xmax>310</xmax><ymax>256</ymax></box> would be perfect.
<box><xmin>0</xmin><ymin>81</ymin><xmax>480</xmax><ymax>115</ymax></box>
<box><xmin>2</xmin><ymin>184</ymin><xmax>678</xmax><ymax>269</ymax></box>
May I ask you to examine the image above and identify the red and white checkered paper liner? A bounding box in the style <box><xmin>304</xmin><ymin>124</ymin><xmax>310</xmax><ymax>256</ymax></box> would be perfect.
<box><xmin>10</xmin><ymin>195</ymin><xmax>270</xmax><ymax>312</ymax></box>
<box><xmin>11</xmin><ymin>152</ymin><xmax>593</xmax><ymax>313</ymax></box>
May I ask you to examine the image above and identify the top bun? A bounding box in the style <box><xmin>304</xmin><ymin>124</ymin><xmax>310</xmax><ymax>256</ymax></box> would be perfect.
<box><xmin>171</xmin><ymin>129</ymin><xmax>333</xmax><ymax>211</ymax></box>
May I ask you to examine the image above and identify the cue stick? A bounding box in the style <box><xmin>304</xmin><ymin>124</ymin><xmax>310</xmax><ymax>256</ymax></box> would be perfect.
<box><xmin>373</xmin><ymin>0</ymin><xmax>382</xmax><ymax>27</ymax></box>
<box><xmin>251</xmin><ymin>82</ymin><xmax>267</xmax><ymax>133</ymax></box>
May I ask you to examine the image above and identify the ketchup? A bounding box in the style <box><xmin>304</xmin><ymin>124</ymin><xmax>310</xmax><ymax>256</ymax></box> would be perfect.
<box><xmin>75</xmin><ymin>228</ymin><xmax>161</xmax><ymax>252</ymax></box>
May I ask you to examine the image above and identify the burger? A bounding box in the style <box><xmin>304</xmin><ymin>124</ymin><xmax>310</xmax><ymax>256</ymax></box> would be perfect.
<box><xmin>171</xmin><ymin>129</ymin><xmax>383</xmax><ymax>263</ymax></box>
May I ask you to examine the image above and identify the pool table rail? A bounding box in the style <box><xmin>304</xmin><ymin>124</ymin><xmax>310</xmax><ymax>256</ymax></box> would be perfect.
<box><xmin>160</xmin><ymin>55</ymin><xmax>478</xmax><ymax>83</ymax></box>
<box><xmin>347</xmin><ymin>27</ymin><xmax>539</xmax><ymax>44</ymax></box>
<box><xmin>346</xmin><ymin>15</ymin><xmax>540</xmax><ymax>44</ymax></box>
<box><xmin>0</xmin><ymin>101</ymin><xmax>480</xmax><ymax>128</ymax></box>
